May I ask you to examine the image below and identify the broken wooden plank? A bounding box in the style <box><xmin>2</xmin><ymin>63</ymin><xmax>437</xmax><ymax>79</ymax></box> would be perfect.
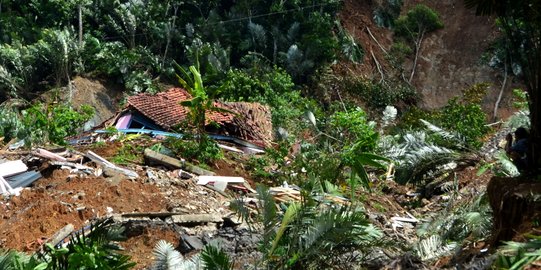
<box><xmin>121</xmin><ymin>212</ymin><xmax>189</xmax><ymax>218</ymax></box>
<box><xmin>217</xmin><ymin>144</ymin><xmax>244</xmax><ymax>154</ymax></box>
<box><xmin>144</xmin><ymin>148</ymin><xmax>215</xmax><ymax>176</ymax></box>
<box><xmin>0</xmin><ymin>160</ymin><xmax>27</xmax><ymax>177</ymax></box>
<box><xmin>197</xmin><ymin>176</ymin><xmax>245</xmax><ymax>185</ymax></box>
<box><xmin>33</xmin><ymin>148</ymin><xmax>67</xmax><ymax>162</ymax></box>
<box><xmin>197</xmin><ymin>176</ymin><xmax>244</xmax><ymax>192</ymax></box>
<box><xmin>50</xmin><ymin>161</ymin><xmax>93</xmax><ymax>172</ymax></box>
<box><xmin>86</xmin><ymin>151</ymin><xmax>139</xmax><ymax>179</ymax></box>
<box><xmin>47</xmin><ymin>224</ymin><xmax>75</xmax><ymax>246</ymax></box>
<box><xmin>171</xmin><ymin>214</ymin><xmax>223</xmax><ymax>224</ymax></box>
<box><xmin>391</xmin><ymin>216</ymin><xmax>419</xmax><ymax>223</ymax></box>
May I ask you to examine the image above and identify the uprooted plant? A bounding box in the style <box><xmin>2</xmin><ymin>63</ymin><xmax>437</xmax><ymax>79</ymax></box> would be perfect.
<box><xmin>231</xmin><ymin>184</ymin><xmax>382</xmax><ymax>269</ymax></box>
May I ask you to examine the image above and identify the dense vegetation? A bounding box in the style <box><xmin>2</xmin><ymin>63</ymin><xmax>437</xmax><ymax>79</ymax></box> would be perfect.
<box><xmin>1</xmin><ymin>0</ymin><xmax>540</xmax><ymax>269</ymax></box>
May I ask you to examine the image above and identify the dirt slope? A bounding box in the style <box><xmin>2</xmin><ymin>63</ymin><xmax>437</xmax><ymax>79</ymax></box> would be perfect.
<box><xmin>340</xmin><ymin>0</ymin><xmax>517</xmax><ymax>119</ymax></box>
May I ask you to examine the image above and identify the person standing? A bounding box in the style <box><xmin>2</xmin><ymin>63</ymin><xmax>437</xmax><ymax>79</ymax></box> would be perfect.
<box><xmin>505</xmin><ymin>127</ymin><xmax>530</xmax><ymax>171</ymax></box>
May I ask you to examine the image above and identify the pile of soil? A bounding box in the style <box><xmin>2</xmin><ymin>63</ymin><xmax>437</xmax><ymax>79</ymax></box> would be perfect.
<box><xmin>0</xmin><ymin>170</ymin><xmax>167</xmax><ymax>251</ymax></box>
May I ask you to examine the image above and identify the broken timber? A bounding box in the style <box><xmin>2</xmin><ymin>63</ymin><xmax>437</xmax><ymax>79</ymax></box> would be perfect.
<box><xmin>47</xmin><ymin>224</ymin><xmax>75</xmax><ymax>247</ymax></box>
<box><xmin>114</xmin><ymin>212</ymin><xmax>223</xmax><ymax>225</ymax></box>
<box><xmin>86</xmin><ymin>150</ymin><xmax>139</xmax><ymax>179</ymax></box>
<box><xmin>33</xmin><ymin>148</ymin><xmax>67</xmax><ymax>162</ymax></box>
<box><xmin>143</xmin><ymin>148</ymin><xmax>215</xmax><ymax>176</ymax></box>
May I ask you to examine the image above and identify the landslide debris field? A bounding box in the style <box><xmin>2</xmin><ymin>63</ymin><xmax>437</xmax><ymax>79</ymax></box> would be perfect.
<box><xmin>0</xmin><ymin>132</ymin><xmax>498</xmax><ymax>269</ymax></box>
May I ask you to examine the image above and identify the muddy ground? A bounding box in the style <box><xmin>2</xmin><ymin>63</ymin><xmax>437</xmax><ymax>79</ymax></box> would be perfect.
<box><xmin>0</xmin><ymin>136</ymin><xmax>498</xmax><ymax>269</ymax></box>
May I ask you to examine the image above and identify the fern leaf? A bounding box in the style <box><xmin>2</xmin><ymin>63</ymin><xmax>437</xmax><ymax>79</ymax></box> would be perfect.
<box><xmin>414</xmin><ymin>235</ymin><xmax>457</xmax><ymax>261</ymax></box>
<box><xmin>153</xmin><ymin>240</ymin><xmax>184</xmax><ymax>270</ymax></box>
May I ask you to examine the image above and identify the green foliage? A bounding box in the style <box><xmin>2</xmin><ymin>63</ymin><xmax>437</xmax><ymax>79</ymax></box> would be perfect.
<box><xmin>111</xmin><ymin>143</ymin><xmax>143</xmax><ymax>165</ymax></box>
<box><xmin>336</xmin><ymin>21</ymin><xmax>364</xmax><ymax>63</ymax></box>
<box><xmin>373</xmin><ymin>0</ymin><xmax>404</xmax><ymax>28</ymax></box>
<box><xmin>233</xmin><ymin>185</ymin><xmax>382</xmax><ymax>269</ymax></box>
<box><xmin>165</xmin><ymin>135</ymin><xmax>223</xmax><ymax>165</ymax></box>
<box><xmin>85</xmin><ymin>40</ymin><xmax>159</xmax><ymax>94</ymax></box>
<box><xmin>219</xmin><ymin>65</ymin><xmax>317</xmax><ymax>132</ymax></box>
<box><xmin>512</xmin><ymin>88</ymin><xmax>529</xmax><ymax>110</ymax></box>
<box><xmin>397</xmin><ymin>84</ymin><xmax>490</xmax><ymax>150</ymax></box>
<box><xmin>417</xmin><ymin>193</ymin><xmax>492</xmax><ymax>243</ymax></box>
<box><xmin>42</xmin><ymin>218</ymin><xmax>135</xmax><ymax>270</ymax></box>
<box><xmin>381</xmin><ymin>130</ymin><xmax>460</xmax><ymax>185</ymax></box>
<box><xmin>329</xmin><ymin>107</ymin><xmax>378</xmax><ymax>150</ymax></box>
<box><xmin>506</xmin><ymin>89</ymin><xmax>531</xmax><ymax>129</ymax></box>
<box><xmin>152</xmin><ymin>240</ymin><xmax>201</xmax><ymax>269</ymax></box>
<box><xmin>37</xmin><ymin>29</ymin><xmax>80</xmax><ymax>86</ymax></box>
<box><xmin>439</xmin><ymin>99</ymin><xmax>489</xmax><ymax>149</ymax></box>
<box><xmin>283</xmin><ymin>107</ymin><xmax>388</xmax><ymax>191</ymax></box>
<box><xmin>201</xmin><ymin>245</ymin><xmax>233</xmax><ymax>270</ymax></box>
<box><xmin>246</xmin><ymin>156</ymin><xmax>272</xmax><ymax>180</ymax></box>
<box><xmin>20</xmin><ymin>103</ymin><xmax>94</xmax><ymax>146</ymax></box>
<box><xmin>386</xmin><ymin>41</ymin><xmax>413</xmax><ymax>69</ymax></box>
<box><xmin>495</xmin><ymin>235</ymin><xmax>541</xmax><ymax>270</ymax></box>
<box><xmin>0</xmin><ymin>102</ymin><xmax>93</xmax><ymax>146</ymax></box>
<box><xmin>345</xmin><ymin>78</ymin><xmax>417</xmax><ymax>109</ymax></box>
<box><xmin>0</xmin><ymin>250</ymin><xmax>47</xmax><ymax>270</ymax></box>
<box><xmin>393</xmin><ymin>4</ymin><xmax>444</xmax><ymax>41</ymax></box>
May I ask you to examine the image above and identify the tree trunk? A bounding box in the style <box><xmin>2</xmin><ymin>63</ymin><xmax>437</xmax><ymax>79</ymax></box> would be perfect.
<box><xmin>409</xmin><ymin>30</ymin><xmax>424</xmax><ymax>84</ymax></box>
<box><xmin>162</xmin><ymin>5</ymin><xmax>177</xmax><ymax>67</ymax></box>
<box><xmin>529</xmin><ymin>86</ymin><xmax>541</xmax><ymax>174</ymax></box>
<box><xmin>493</xmin><ymin>64</ymin><xmax>508</xmax><ymax>121</ymax></box>
<box><xmin>78</xmin><ymin>4</ymin><xmax>83</xmax><ymax>46</ymax></box>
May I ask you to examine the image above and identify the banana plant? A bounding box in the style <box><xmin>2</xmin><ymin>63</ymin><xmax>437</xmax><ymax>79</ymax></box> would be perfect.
<box><xmin>174</xmin><ymin>62</ymin><xmax>236</xmax><ymax>141</ymax></box>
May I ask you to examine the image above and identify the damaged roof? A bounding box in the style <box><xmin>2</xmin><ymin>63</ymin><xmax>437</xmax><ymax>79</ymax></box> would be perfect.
<box><xmin>125</xmin><ymin>88</ymin><xmax>273</xmax><ymax>147</ymax></box>
<box><xmin>127</xmin><ymin>88</ymin><xmax>234</xmax><ymax>129</ymax></box>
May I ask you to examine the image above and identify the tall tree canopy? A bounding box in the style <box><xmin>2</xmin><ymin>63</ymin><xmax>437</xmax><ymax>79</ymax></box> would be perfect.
<box><xmin>465</xmin><ymin>0</ymin><xmax>541</xmax><ymax>174</ymax></box>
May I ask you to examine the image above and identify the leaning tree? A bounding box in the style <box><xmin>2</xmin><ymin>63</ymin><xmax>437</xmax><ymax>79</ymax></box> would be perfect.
<box><xmin>465</xmin><ymin>0</ymin><xmax>541</xmax><ymax>175</ymax></box>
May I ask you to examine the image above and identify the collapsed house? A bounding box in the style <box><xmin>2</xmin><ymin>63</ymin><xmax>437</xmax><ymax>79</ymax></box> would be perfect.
<box><xmin>107</xmin><ymin>88</ymin><xmax>273</xmax><ymax>148</ymax></box>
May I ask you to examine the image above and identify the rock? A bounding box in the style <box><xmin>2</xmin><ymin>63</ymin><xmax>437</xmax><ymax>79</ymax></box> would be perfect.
<box><xmin>182</xmin><ymin>235</ymin><xmax>204</xmax><ymax>250</ymax></box>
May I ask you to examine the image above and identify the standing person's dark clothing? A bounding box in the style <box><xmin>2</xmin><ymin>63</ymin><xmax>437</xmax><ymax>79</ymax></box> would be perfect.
<box><xmin>505</xmin><ymin>127</ymin><xmax>529</xmax><ymax>171</ymax></box>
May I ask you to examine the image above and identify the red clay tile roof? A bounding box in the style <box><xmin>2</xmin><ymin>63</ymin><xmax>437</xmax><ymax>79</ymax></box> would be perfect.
<box><xmin>127</xmin><ymin>88</ymin><xmax>234</xmax><ymax>129</ymax></box>
<box><xmin>126</xmin><ymin>88</ymin><xmax>273</xmax><ymax>147</ymax></box>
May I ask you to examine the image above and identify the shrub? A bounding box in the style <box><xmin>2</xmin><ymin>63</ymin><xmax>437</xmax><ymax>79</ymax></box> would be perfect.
<box><xmin>329</xmin><ymin>107</ymin><xmax>378</xmax><ymax>151</ymax></box>
<box><xmin>84</xmin><ymin>39</ymin><xmax>159</xmax><ymax>94</ymax></box>
<box><xmin>0</xmin><ymin>102</ymin><xmax>93</xmax><ymax>146</ymax></box>
<box><xmin>346</xmin><ymin>78</ymin><xmax>417</xmax><ymax>109</ymax></box>
<box><xmin>439</xmin><ymin>99</ymin><xmax>489</xmax><ymax>149</ymax></box>
<box><xmin>165</xmin><ymin>135</ymin><xmax>223</xmax><ymax>165</ymax></box>
<box><xmin>219</xmin><ymin>66</ymin><xmax>318</xmax><ymax>133</ymax></box>
<box><xmin>20</xmin><ymin>103</ymin><xmax>94</xmax><ymax>146</ymax></box>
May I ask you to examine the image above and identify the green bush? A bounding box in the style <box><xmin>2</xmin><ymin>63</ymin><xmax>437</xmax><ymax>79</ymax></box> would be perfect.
<box><xmin>219</xmin><ymin>66</ymin><xmax>318</xmax><ymax>133</ymax></box>
<box><xmin>346</xmin><ymin>78</ymin><xmax>417</xmax><ymax>109</ymax></box>
<box><xmin>21</xmin><ymin>103</ymin><xmax>94</xmax><ymax>146</ymax></box>
<box><xmin>329</xmin><ymin>107</ymin><xmax>378</xmax><ymax>152</ymax></box>
<box><xmin>398</xmin><ymin>101</ymin><xmax>489</xmax><ymax>149</ymax></box>
<box><xmin>165</xmin><ymin>135</ymin><xmax>223</xmax><ymax>165</ymax></box>
<box><xmin>84</xmin><ymin>39</ymin><xmax>159</xmax><ymax>94</ymax></box>
<box><xmin>439</xmin><ymin>99</ymin><xmax>489</xmax><ymax>149</ymax></box>
<box><xmin>0</xmin><ymin>103</ymin><xmax>93</xmax><ymax>146</ymax></box>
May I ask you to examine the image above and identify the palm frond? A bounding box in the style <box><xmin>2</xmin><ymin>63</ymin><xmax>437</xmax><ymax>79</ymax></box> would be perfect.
<box><xmin>201</xmin><ymin>245</ymin><xmax>233</xmax><ymax>270</ymax></box>
<box><xmin>269</xmin><ymin>202</ymin><xmax>300</xmax><ymax>256</ymax></box>
<box><xmin>384</xmin><ymin>131</ymin><xmax>458</xmax><ymax>184</ymax></box>
<box><xmin>152</xmin><ymin>240</ymin><xmax>183</xmax><ymax>270</ymax></box>
<box><xmin>414</xmin><ymin>235</ymin><xmax>457</xmax><ymax>261</ymax></box>
<box><xmin>229</xmin><ymin>197</ymin><xmax>251</xmax><ymax>224</ymax></box>
<box><xmin>497</xmin><ymin>236</ymin><xmax>541</xmax><ymax>270</ymax></box>
<box><xmin>497</xmin><ymin>150</ymin><xmax>520</xmax><ymax>177</ymax></box>
<box><xmin>420</xmin><ymin>119</ymin><xmax>467</xmax><ymax>149</ymax></box>
<box><xmin>257</xmin><ymin>185</ymin><xmax>278</xmax><ymax>246</ymax></box>
<box><xmin>0</xmin><ymin>250</ymin><xmax>15</xmax><ymax>270</ymax></box>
